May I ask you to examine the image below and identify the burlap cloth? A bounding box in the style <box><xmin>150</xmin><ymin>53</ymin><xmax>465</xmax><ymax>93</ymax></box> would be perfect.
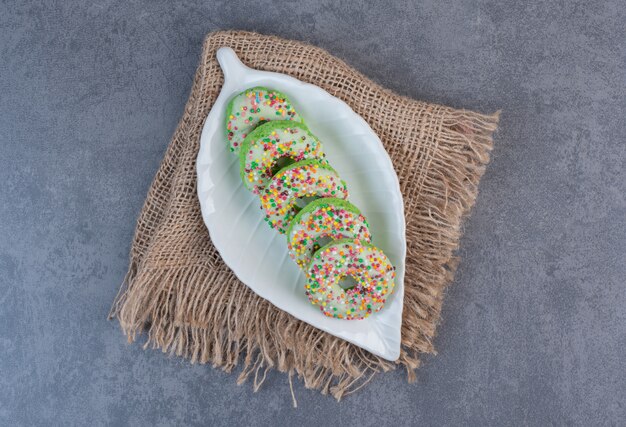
<box><xmin>110</xmin><ymin>30</ymin><xmax>499</xmax><ymax>400</ymax></box>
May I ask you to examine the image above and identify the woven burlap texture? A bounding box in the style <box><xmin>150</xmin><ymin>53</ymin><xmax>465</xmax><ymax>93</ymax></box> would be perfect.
<box><xmin>110</xmin><ymin>30</ymin><xmax>499</xmax><ymax>400</ymax></box>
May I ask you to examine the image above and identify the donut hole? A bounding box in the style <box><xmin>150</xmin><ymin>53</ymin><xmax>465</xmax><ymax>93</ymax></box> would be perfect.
<box><xmin>293</xmin><ymin>195</ymin><xmax>321</xmax><ymax>212</ymax></box>
<box><xmin>338</xmin><ymin>275</ymin><xmax>359</xmax><ymax>292</ymax></box>
<box><xmin>311</xmin><ymin>236</ymin><xmax>334</xmax><ymax>255</ymax></box>
<box><xmin>269</xmin><ymin>156</ymin><xmax>297</xmax><ymax>176</ymax></box>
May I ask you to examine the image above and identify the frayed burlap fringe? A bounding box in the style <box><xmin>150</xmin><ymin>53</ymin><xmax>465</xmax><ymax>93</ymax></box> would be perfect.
<box><xmin>109</xmin><ymin>30</ymin><xmax>499</xmax><ymax>401</ymax></box>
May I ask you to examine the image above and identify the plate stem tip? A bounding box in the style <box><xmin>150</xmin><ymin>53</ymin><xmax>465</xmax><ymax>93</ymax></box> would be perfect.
<box><xmin>216</xmin><ymin>47</ymin><xmax>248</xmax><ymax>84</ymax></box>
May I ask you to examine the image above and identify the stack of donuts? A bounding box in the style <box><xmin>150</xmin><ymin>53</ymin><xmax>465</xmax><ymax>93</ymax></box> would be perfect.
<box><xmin>225</xmin><ymin>87</ymin><xmax>395</xmax><ymax>320</ymax></box>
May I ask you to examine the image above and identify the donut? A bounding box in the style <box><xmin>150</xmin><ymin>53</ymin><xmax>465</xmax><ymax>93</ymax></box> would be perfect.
<box><xmin>225</xmin><ymin>86</ymin><xmax>303</xmax><ymax>153</ymax></box>
<box><xmin>286</xmin><ymin>198</ymin><xmax>372</xmax><ymax>269</ymax></box>
<box><xmin>305</xmin><ymin>239</ymin><xmax>395</xmax><ymax>320</ymax></box>
<box><xmin>239</xmin><ymin>121</ymin><xmax>325</xmax><ymax>194</ymax></box>
<box><xmin>260</xmin><ymin>159</ymin><xmax>349</xmax><ymax>234</ymax></box>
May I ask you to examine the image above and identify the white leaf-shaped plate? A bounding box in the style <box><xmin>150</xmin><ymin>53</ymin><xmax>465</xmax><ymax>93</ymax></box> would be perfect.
<box><xmin>196</xmin><ymin>47</ymin><xmax>405</xmax><ymax>361</ymax></box>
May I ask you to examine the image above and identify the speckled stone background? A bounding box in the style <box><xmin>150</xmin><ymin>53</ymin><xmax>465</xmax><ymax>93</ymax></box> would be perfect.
<box><xmin>1</xmin><ymin>1</ymin><xmax>625</xmax><ymax>425</ymax></box>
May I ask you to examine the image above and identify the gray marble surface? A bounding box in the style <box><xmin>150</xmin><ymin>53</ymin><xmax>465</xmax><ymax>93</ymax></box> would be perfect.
<box><xmin>1</xmin><ymin>1</ymin><xmax>624</xmax><ymax>425</ymax></box>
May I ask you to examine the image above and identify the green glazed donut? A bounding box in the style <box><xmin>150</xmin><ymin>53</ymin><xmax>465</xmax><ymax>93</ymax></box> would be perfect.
<box><xmin>306</xmin><ymin>239</ymin><xmax>395</xmax><ymax>320</ymax></box>
<box><xmin>259</xmin><ymin>159</ymin><xmax>349</xmax><ymax>234</ymax></box>
<box><xmin>225</xmin><ymin>86</ymin><xmax>303</xmax><ymax>153</ymax></box>
<box><xmin>286</xmin><ymin>198</ymin><xmax>372</xmax><ymax>269</ymax></box>
<box><xmin>224</xmin><ymin>86</ymin><xmax>398</xmax><ymax>322</ymax></box>
<box><xmin>239</xmin><ymin>121</ymin><xmax>325</xmax><ymax>194</ymax></box>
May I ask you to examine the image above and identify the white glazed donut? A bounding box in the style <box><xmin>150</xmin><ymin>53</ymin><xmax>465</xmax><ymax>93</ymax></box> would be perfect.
<box><xmin>305</xmin><ymin>239</ymin><xmax>395</xmax><ymax>320</ymax></box>
<box><xmin>239</xmin><ymin>121</ymin><xmax>325</xmax><ymax>194</ymax></box>
<box><xmin>286</xmin><ymin>198</ymin><xmax>371</xmax><ymax>269</ymax></box>
<box><xmin>259</xmin><ymin>159</ymin><xmax>348</xmax><ymax>234</ymax></box>
<box><xmin>225</xmin><ymin>86</ymin><xmax>303</xmax><ymax>153</ymax></box>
